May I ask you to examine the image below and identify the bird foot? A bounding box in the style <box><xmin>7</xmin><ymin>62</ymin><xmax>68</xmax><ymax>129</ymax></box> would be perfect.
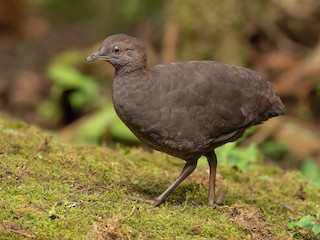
<box><xmin>208</xmin><ymin>189</ymin><xmax>228</xmax><ymax>207</ymax></box>
<box><xmin>215</xmin><ymin>189</ymin><xmax>228</xmax><ymax>205</ymax></box>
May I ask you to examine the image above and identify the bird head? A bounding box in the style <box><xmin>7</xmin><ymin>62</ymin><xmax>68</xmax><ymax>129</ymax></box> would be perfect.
<box><xmin>86</xmin><ymin>34</ymin><xmax>147</xmax><ymax>74</ymax></box>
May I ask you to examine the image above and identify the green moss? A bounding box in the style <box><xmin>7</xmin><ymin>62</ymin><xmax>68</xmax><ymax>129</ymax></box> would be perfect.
<box><xmin>0</xmin><ymin>115</ymin><xmax>319</xmax><ymax>239</ymax></box>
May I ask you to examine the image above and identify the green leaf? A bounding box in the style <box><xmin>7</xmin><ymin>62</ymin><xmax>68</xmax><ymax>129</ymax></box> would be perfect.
<box><xmin>301</xmin><ymin>159</ymin><xmax>319</xmax><ymax>179</ymax></box>
<box><xmin>48</xmin><ymin>65</ymin><xmax>80</xmax><ymax>87</ymax></box>
<box><xmin>73</xmin><ymin>104</ymin><xmax>138</xmax><ymax>144</ymax></box>
<box><xmin>287</xmin><ymin>221</ymin><xmax>295</xmax><ymax>229</ymax></box>
<box><xmin>312</xmin><ymin>224</ymin><xmax>320</xmax><ymax>235</ymax></box>
<box><xmin>301</xmin><ymin>159</ymin><xmax>320</xmax><ymax>184</ymax></box>
<box><xmin>132</xmin><ymin>180</ymin><xmax>140</xmax><ymax>185</ymax></box>
<box><xmin>295</xmin><ymin>215</ymin><xmax>315</xmax><ymax>229</ymax></box>
<box><xmin>74</xmin><ymin>105</ymin><xmax>114</xmax><ymax>144</ymax></box>
<box><xmin>46</xmin><ymin>63</ymin><xmax>99</xmax><ymax>113</ymax></box>
<box><xmin>110</xmin><ymin>115</ymin><xmax>138</xmax><ymax>142</ymax></box>
<box><xmin>215</xmin><ymin>142</ymin><xmax>260</xmax><ymax>171</ymax></box>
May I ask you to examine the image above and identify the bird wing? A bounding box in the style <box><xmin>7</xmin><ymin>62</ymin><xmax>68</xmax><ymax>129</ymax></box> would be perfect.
<box><xmin>149</xmin><ymin>61</ymin><xmax>279</xmax><ymax>147</ymax></box>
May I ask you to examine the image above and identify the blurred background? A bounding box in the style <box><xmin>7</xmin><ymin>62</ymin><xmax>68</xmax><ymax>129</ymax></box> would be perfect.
<box><xmin>0</xmin><ymin>0</ymin><xmax>319</xmax><ymax>181</ymax></box>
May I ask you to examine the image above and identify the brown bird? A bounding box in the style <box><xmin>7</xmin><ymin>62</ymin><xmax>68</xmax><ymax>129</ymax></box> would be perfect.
<box><xmin>86</xmin><ymin>34</ymin><xmax>284</xmax><ymax>206</ymax></box>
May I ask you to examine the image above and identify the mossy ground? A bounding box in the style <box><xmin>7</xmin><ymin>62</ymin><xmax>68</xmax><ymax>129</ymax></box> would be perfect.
<box><xmin>0</xmin><ymin>115</ymin><xmax>319</xmax><ymax>239</ymax></box>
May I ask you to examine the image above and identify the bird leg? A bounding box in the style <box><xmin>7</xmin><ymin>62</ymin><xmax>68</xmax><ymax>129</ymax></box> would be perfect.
<box><xmin>206</xmin><ymin>151</ymin><xmax>217</xmax><ymax>206</ymax></box>
<box><xmin>153</xmin><ymin>159</ymin><xmax>198</xmax><ymax>206</ymax></box>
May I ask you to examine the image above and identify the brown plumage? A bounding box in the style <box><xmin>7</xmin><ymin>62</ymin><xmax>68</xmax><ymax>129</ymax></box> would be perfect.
<box><xmin>86</xmin><ymin>34</ymin><xmax>284</xmax><ymax>206</ymax></box>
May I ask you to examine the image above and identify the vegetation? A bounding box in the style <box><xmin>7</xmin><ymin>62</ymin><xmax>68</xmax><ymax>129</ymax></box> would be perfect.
<box><xmin>288</xmin><ymin>213</ymin><xmax>320</xmax><ymax>239</ymax></box>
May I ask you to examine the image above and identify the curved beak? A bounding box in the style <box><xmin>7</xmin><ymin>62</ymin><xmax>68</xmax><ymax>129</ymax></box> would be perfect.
<box><xmin>85</xmin><ymin>51</ymin><xmax>106</xmax><ymax>62</ymax></box>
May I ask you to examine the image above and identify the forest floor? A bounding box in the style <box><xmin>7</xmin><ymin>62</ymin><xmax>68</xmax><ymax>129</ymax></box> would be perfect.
<box><xmin>0</xmin><ymin>115</ymin><xmax>319</xmax><ymax>240</ymax></box>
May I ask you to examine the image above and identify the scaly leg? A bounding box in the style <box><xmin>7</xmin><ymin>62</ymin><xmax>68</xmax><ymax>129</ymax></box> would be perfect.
<box><xmin>206</xmin><ymin>151</ymin><xmax>217</xmax><ymax>206</ymax></box>
<box><xmin>153</xmin><ymin>159</ymin><xmax>198</xmax><ymax>206</ymax></box>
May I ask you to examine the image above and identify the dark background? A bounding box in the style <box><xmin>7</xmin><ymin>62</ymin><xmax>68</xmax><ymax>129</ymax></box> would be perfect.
<box><xmin>0</xmin><ymin>0</ymin><xmax>319</xmax><ymax>180</ymax></box>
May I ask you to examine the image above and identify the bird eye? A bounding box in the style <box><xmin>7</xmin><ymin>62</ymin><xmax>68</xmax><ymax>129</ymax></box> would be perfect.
<box><xmin>113</xmin><ymin>46</ymin><xmax>120</xmax><ymax>54</ymax></box>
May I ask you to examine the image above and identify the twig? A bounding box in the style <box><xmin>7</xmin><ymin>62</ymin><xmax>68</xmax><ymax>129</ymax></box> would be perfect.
<box><xmin>7</xmin><ymin>228</ymin><xmax>36</xmax><ymax>239</ymax></box>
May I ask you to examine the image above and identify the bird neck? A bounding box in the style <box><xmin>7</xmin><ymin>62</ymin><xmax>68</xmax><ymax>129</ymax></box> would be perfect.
<box><xmin>114</xmin><ymin>57</ymin><xmax>148</xmax><ymax>76</ymax></box>
<box><xmin>115</xmin><ymin>65</ymin><xmax>147</xmax><ymax>76</ymax></box>
<box><xmin>113</xmin><ymin>67</ymin><xmax>151</xmax><ymax>92</ymax></box>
